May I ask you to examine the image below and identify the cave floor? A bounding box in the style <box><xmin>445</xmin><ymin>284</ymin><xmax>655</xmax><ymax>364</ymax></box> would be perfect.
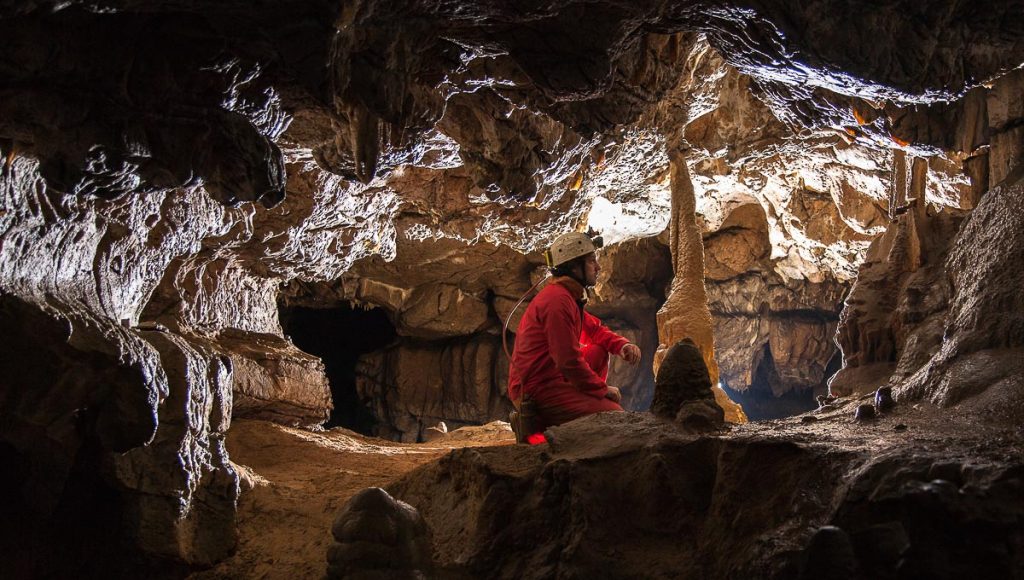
<box><xmin>192</xmin><ymin>395</ymin><xmax>1022</xmax><ymax>579</ymax></box>
<box><xmin>189</xmin><ymin>420</ymin><xmax>517</xmax><ymax>580</ymax></box>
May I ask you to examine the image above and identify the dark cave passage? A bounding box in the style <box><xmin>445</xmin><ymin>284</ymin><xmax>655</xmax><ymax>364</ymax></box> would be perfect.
<box><xmin>280</xmin><ymin>304</ymin><xmax>397</xmax><ymax>433</ymax></box>
<box><xmin>721</xmin><ymin>345</ymin><xmax>841</xmax><ymax>421</ymax></box>
<box><xmin>722</xmin><ymin>381</ymin><xmax>819</xmax><ymax>421</ymax></box>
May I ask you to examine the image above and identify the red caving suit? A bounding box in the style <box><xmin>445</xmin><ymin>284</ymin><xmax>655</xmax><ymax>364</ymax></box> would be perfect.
<box><xmin>508</xmin><ymin>276</ymin><xmax>628</xmax><ymax>429</ymax></box>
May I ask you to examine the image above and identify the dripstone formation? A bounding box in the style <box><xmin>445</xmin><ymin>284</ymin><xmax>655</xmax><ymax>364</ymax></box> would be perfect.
<box><xmin>1</xmin><ymin>1</ymin><xmax>1023</xmax><ymax>577</ymax></box>
<box><xmin>650</xmin><ymin>338</ymin><xmax>725</xmax><ymax>429</ymax></box>
<box><xmin>327</xmin><ymin>487</ymin><xmax>433</xmax><ymax>580</ymax></box>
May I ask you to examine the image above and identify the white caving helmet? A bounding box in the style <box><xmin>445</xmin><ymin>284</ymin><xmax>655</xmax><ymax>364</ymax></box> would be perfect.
<box><xmin>504</xmin><ymin>230</ymin><xmax>604</xmax><ymax>360</ymax></box>
<box><xmin>544</xmin><ymin>231</ymin><xmax>603</xmax><ymax>268</ymax></box>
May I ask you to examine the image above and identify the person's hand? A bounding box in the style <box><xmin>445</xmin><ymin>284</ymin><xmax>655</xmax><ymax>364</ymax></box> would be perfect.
<box><xmin>620</xmin><ymin>343</ymin><xmax>641</xmax><ymax>365</ymax></box>
<box><xmin>605</xmin><ymin>386</ymin><xmax>622</xmax><ymax>403</ymax></box>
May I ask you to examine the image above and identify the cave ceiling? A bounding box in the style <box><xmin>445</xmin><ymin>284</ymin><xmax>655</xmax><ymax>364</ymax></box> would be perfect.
<box><xmin>2</xmin><ymin>1</ymin><xmax>1019</xmax><ymax>273</ymax></box>
<box><xmin>0</xmin><ymin>2</ymin><xmax>1016</xmax><ymax>400</ymax></box>
<box><xmin>1</xmin><ymin>0</ymin><xmax>1018</xmax><ymax>408</ymax></box>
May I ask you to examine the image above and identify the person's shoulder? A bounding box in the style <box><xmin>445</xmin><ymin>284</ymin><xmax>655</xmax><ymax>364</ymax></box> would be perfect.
<box><xmin>535</xmin><ymin>281</ymin><xmax>576</xmax><ymax>306</ymax></box>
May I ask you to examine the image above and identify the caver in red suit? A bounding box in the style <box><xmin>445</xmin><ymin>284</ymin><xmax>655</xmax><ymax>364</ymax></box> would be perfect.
<box><xmin>508</xmin><ymin>275</ymin><xmax>628</xmax><ymax>429</ymax></box>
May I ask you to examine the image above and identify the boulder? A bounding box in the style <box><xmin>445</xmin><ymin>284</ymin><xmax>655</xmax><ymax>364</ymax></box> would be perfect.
<box><xmin>327</xmin><ymin>487</ymin><xmax>433</xmax><ymax>580</ymax></box>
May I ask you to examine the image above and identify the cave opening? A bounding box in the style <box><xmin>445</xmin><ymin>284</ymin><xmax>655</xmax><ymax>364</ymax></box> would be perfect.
<box><xmin>279</xmin><ymin>304</ymin><xmax>397</xmax><ymax>433</ymax></box>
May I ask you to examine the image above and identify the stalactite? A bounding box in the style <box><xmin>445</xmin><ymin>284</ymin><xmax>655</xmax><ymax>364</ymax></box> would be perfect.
<box><xmin>348</xmin><ymin>104</ymin><xmax>381</xmax><ymax>184</ymax></box>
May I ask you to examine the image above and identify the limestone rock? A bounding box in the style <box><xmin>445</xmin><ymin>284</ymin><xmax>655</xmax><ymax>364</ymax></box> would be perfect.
<box><xmin>388</xmin><ymin>413</ymin><xmax>1024</xmax><ymax>579</ymax></box>
<box><xmin>3</xmin><ymin>1</ymin><xmax>1024</xmax><ymax>574</ymax></box>
<box><xmin>0</xmin><ymin>300</ymin><xmax>239</xmax><ymax>574</ymax></box>
<box><xmin>219</xmin><ymin>330</ymin><xmax>332</xmax><ymax>427</ymax></box>
<box><xmin>651</xmin><ymin>339</ymin><xmax>725</xmax><ymax>429</ymax></box>
<box><xmin>356</xmin><ymin>335</ymin><xmax>511</xmax><ymax>442</ymax></box>
<box><xmin>126</xmin><ymin>329</ymin><xmax>240</xmax><ymax>566</ymax></box>
<box><xmin>656</xmin><ymin>154</ymin><xmax>727</xmax><ymax>412</ymax></box>
<box><xmin>830</xmin><ymin>156</ymin><xmax>966</xmax><ymax>398</ymax></box>
<box><xmin>829</xmin><ymin>68</ymin><xmax>1024</xmax><ymax>411</ymax></box>
<box><xmin>396</xmin><ymin>283</ymin><xmax>490</xmax><ymax>339</ymax></box>
<box><xmin>899</xmin><ymin>177</ymin><xmax>1024</xmax><ymax>411</ymax></box>
<box><xmin>875</xmin><ymin>387</ymin><xmax>895</xmax><ymax>412</ymax></box>
<box><xmin>703</xmin><ymin>203</ymin><xmax>771</xmax><ymax>280</ymax></box>
<box><xmin>0</xmin><ymin>175</ymin><xmax>241</xmax><ymax>575</ymax></box>
<box><xmin>708</xmin><ymin>271</ymin><xmax>847</xmax><ymax>401</ymax></box>
<box><xmin>854</xmin><ymin>404</ymin><xmax>877</xmax><ymax>422</ymax></box>
<box><xmin>327</xmin><ymin>487</ymin><xmax>433</xmax><ymax>580</ymax></box>
<box><xmin>422</xmin><ymin>422</ymin><xmax>448</xmax><ymax>443</ymax></box>
<box><xmin>987</xmin><ymin>70</ymin><xmax>1024</xmax><ymax>185</ymax></box>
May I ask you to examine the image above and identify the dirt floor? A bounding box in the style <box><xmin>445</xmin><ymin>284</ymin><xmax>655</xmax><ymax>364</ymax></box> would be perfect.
<box><xmin>189</xmin><ymin>420</ymin><xmax>516</xmax><ymax>580</ymax></box>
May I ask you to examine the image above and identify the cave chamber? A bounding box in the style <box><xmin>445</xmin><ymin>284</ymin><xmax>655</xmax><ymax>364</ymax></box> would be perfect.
<box><xmin>0</xmin><ymin>1</ymin><xmax>1022</xmax><ymax>578</ymax></box>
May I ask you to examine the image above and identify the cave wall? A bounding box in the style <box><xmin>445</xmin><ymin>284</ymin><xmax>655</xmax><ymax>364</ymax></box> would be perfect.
<box><xmin>356</xmin><ymin>335</ymin><xmax>509</xmax><ymax>442</ymax></box>
<box><xmin>830</xmin><ymin>69</ymin><xmax>1024</xmax><ymax>413</ymax></box>
<box><xmin>0</xmin><ymin>170</ymin><xmax>245</xmax><ymax>572</ymax></box>
<box><xmin>1</xmin><ymin>0</ymin><xmax>1022</xmax><ymax>573</ymax></box>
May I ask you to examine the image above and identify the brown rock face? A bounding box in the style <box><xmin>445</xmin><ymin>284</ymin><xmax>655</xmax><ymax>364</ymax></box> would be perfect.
<box><xmin>898</xmin><ymin>176</ymin><xmax>1024</xmax><ymax>412</ymax></box>
<box><xmin>830</xmin><ymin>68</ymin><xmax>1024</xmax><ymax>412</ymax></box>
<box><xmin>651</xmin><ymin>339</ymin><xmax>725</xmax><ymax>429</ymax></box>
<box><xmin>829</xmin><ymin>202</ymin><xmax>964</xmax><ymax>398</ymax></box>
<box><xmin>327</xmin><ymin>487</ymin><xmax>433</xmax><ymax>580</ymax></box>
<box><xmin>0</xmin><ymin>293</ymin><xmax>238</xmax><ymax>576</ymax></box>
<box><xmin>709</xmin><ymin>272</ymin><xmax>847</xmax><ymax>416</ymax></box>
<box><xmin>702</xmin><ymin>203</ymin><xmax>771</xmax><ymax>280</ymax></box>
<box><xmin>356</xmin><ymin>335</ymin><xmax>511</xmax><ymax>442</ymax></box>
<box><xmin>698</xmin><ymin>193</ymin><xmax>850</xmax><ymax>417</ymax></box>
<box><xmin>221</xmin><ymin>331</ymin><xmax>332</xmax><ymax>426</ymax></box>
<box><xmin>2</xmin><ymin>0</ymin><xmax>1023</xmax><ymax>574</ymax></box>
<box><xmin>396</xmin><ymin>283</ymin><xmax>490</xmax><ymax>339</ymax></box>
<box><xmin>388</xmin><ymin>412</ymin><xmax>1024</xmax><ymax>579</ymax></box>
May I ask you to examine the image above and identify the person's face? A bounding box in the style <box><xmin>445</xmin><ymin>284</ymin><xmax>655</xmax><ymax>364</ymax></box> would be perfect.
<box><xmin>581</xmin><ymin>253</ymin><xmax>600</xmax><ymax>286</ymax></box>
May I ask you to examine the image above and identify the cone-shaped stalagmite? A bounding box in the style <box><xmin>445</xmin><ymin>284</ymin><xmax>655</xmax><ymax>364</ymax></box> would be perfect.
<box><xmin>656</xmin><ymin>151</ymin><xmax>747</xmax><ymax>422</ymax></box>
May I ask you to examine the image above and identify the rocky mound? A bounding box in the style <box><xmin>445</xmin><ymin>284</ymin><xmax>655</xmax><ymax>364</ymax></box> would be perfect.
<box><xmin>389</xmin><ymin>410</ymin><xmax>1024</xmax><ymax>579</ymax></box>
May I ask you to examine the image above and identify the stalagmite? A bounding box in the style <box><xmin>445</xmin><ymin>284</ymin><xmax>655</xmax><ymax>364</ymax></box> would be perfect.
<box><xmin>656</xmin><ymin>151</ymin><xmax>746</xmax><ymax>422</ymax></box>
<box><xmin>2</xmin><ymin>2</ymin><xmax>1023</xmax><ymax>577</ymax></box>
